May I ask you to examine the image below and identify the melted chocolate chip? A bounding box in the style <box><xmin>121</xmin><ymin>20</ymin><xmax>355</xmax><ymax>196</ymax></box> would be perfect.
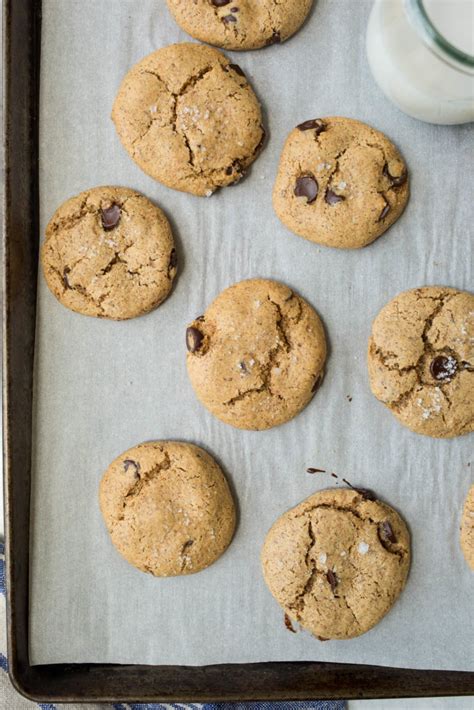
<box><xmin>123</xmin><ymin>459</ymin><xmax>140</xmax><ymax>478</ymax></box>
<box><xmin>284</xmin><ymin>613</ymin><xmax>296</xmax><ymax>633</ymax></box>
<box><xmin>268</xmin><ymin>30</ymin><xmax>281</xmax><ymax>45</ymax></box>
<box><xmin>430</xmin><ymin>355</ymin><xmax>458</xmax><ymax>381</ymax></box>
<box><xmin>297</xmin><ymin>119</ymin><xmax>325</xmax><ymax>135</ymax></box>
<box><xmin>228</xmin><ymin>63</ymin><xmax>245</xmax><ymax>77</ymax></box>
<box><xmin>379</xmin><ymin>520</ymin><xmax>397</xmax><ymax>544</ymax></box>
<box><xmin>223</xmin><ymin>14</ymin><xmax>237</xmax><ymax>22</ymax></box>
<box><xmin>63</xmin><ymin>267</ymin><xmax>71</xmax><ymax>289</ymax></box>
<box><xmin>325</xmin><ymin>189</ymin><xmax>344</xmax><ymax>205</ymax></box>
<box><xmin>186</xmin><ymin>326</ymin><xmax>204</xmax><ymax>353</ymax></box>
<box><xmin>212</xmin><ymin>0</ymin><xmax>231</xmax><ymax>5</ymax></box>
<box><xmin>195</xmin><ymin>315</ymin><xmax>205</xmax><ymax>322</ymax></box>
<box><xmin>317</xmin><ymin>636</ymin><xmax>329</xmax><ymax>642</ymax></box>
<box><xmin>294</xmin><ymin>175</ymin><xmax>319</xmax><ymax>204</ymax></box>
<box><xmin>379</xmin><ymin>202</ymin><xmax>391</xmax><ymax>221</ymax></box>
<box><xmin>225</xmin><ymin>166</ymin><xmax>233</xmax><ymax>175</ymax></box>
<box><xmin>356</xmin><ymin>488</ymin><xmax>378</xmax><ymax>501</ymax></box>
<box><xmin>326</xmin><ymin>570</ymin><xmax>338</xmax><ymax>594</ymax></box>
<box><xmin>383</xmin><ymin>163</ymin><xmax>407</xmax><ymax>187</ymax></box>
<box><xmin>101</xmin><ymin>204</ymin><xmax>121</xmax><ymax>230</ymax></box>
<box><xmin>169</xmin><ymin>248</ymin><xmax>177</xmax><ymax>269</ymax></box>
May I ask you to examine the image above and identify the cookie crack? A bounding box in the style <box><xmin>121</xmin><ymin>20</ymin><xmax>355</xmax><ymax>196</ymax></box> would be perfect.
<box><xmin>118</xmin><ymin>450</ymin><xmax>172</xmax><ymax>517</ymax></box>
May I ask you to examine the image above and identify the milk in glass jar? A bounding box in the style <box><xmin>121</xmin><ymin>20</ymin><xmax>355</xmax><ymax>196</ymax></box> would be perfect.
<box><xmin>366</xmin><ymin>0</ymin><xmax>474</xmax><ymax>124</ymax></box>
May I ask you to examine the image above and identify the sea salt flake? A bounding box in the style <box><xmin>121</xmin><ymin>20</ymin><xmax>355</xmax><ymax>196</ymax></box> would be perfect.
<box><xmin>358</xmin><ymin>541</ymin><xmax>369</xmax><ymax>555</ymax></box>
<box><xmin>319</xmin><ymin>552</ymin><xmax>327</xmax><ymax>564</ymax></box>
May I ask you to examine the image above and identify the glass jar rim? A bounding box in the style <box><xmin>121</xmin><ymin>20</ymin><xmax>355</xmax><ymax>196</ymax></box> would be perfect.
<box><xmin>405</xmin><ymin>0</ymin><xmax>474</xmax><ymax>74</ymax></box>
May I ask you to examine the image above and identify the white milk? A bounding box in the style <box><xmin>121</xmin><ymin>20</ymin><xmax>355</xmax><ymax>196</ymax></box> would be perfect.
<box><xmin>366</xmin><ymin>0</ymin><xmax>474</xmax><ymax>124</ymax></box>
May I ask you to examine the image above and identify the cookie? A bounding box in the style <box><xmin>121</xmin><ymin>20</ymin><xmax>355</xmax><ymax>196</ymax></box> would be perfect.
<box><xmin>41</xmin><ymin>186</ymin><xmax>177</xmax><ymax>320</ymax></box>
<box><xmin>273</xmin><ymin>116</ymin><xmax>409</xmax><ymax>249</ymax></box>
<box><xmin>186</xmin><ymin>278</ymin><xmax>327</xmax><ymax>430</ymax></box>
<box><xmin>112</xmin><ymin>43</ymin><xmax>265</xmax><ymax>196</ymax></box>
<box><xmin>166</xmin><ymin>0</ymin><xmax>313</xmax><ymax>51</ymax></box>
<box><xmin>99</xmin><ymin>441</ymin><xmax>236</xmax><ymax>576</ymax></box>
<box><xmin>460</xmin><ymin>484</ymin><xmax>474</xmax><ymax>570</ymax></box>
<box><xmin>368</xmin><ymin>287</ymin><xmax>474</xmax><ymax>438</ymax></box>
<box><xmin>261</xmin><ymin>487</ymin><xmax>410</xmax><ymax>640</ymax></box>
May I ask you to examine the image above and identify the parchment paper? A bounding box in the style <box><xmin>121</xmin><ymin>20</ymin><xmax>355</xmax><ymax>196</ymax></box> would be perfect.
<box><xmin>30</xmin><ymin>0</ymin><xmax>473</xmax><ymax>670</ymax></box>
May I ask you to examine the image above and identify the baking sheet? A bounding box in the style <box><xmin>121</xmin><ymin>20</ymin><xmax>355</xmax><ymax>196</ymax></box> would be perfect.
<box><xmin>30</xmin><ymin>0</ymin><xmax>473</xmax><ymax>670</ymax></box>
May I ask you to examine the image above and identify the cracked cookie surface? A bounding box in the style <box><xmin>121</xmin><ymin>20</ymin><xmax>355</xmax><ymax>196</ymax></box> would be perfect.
<box><xmin>368</xmin><ymin>287</ymin><xmax>474</xmax><ymax>438</ymax></box>
<box><xmin>41</xmin><ymin>186</ymin><xmax>177</xmax><ymax>320</ymax></box>
<box><xmin>460</xmin><ymin>484</ymin><xmax>474</xmax><ymax>570</ymax></box>
<box><xmin>166</xmin><ymin>0</ymin><xmax>313</xmax><ymax>51</ymax></box>
<box><xmin>112</xmin><ymin>43</ymin><xmax>265</xmax><ymax>196</ymax></box>
<box><xmin>273</xmin><ymin>116</ymin><xmax>409</xmax><ymax>249</ymax></box>
<box><xmin>99</xmin><ymin>441</ymin><xmax>236</xmax><ymax>576</ymax></box>
<box><xmin>186</xmin><ymin>278</ymin><xmax>327</xmax><ymax>430</ymax></box>
<box><xmin>261</xmin><ymin>488</ymin><xmax>410</xmax><ymax>640</ymax></box>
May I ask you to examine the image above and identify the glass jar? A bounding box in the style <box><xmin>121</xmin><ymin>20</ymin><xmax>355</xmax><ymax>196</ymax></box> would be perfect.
<box><xmin>366</xmin><ymin>0</ymin><xmax>474</xmax><ymax>124</ymax></box>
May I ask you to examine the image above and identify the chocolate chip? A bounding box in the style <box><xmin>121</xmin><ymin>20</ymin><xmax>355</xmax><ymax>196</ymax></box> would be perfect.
<box><xmin>355</xmin><ymin>488</ymin><xmax>378</xmax><ymax>501</ymax></box>
<box><xmin>228</xmin><ymin>63</ymin><xmax>245</xmax><ymax>77</ymax></box>
<box><xmin>100</xmin><ymin>204</ymin><xmax>121</xmax><ymax>231</ymax></box>
<box><xmin>169</xmin><ymin>248</ymin><xmax>177</xmax><ymax>269</ymax></box>
<box><xmin>383</xmin><ymin>163</ymin><xmax>407</xmax><ymax>187</ymax></box>
<box><xmin>195</xmin><ymin>315</ymin><xmax>205</xmax><ymax>322</ymax></box>
<box><xmin>326</xmin><ymin>570</ymin><xmax>338</xmax><ymax>594</ymax></box>
<box><xmin>294</xmin><ymin>175</ymin><xmax>318</xmax><ymax>204</ymax></box>
<box><xmin>297</xmin><ymin>119</ymin><xmax>325</xmax><ymax>135</ymax></box>
<box><xmin>317</xmin><ymin>636</ymin><xmax>329</xmax><ymax>642</ymax></box>
<box><xmin>63</xmin><ymin>267</ymin><xmax>71</xmax><ymax>288</ymax></box>
<box><xmin>268</xmin><ymin>30</ymin><xmax>281</xmax><ymax>45</ymax></box>
<box><xmin>230</xmin><ymin>6</ymin><xmax>239</xmax><ymax>11</ymax></box>
<box><xmin>223</xmin><ymin>14</ymin><xmax>237</xmax><ymax>22</ymax></box>
<box><xmin>311</xmin><ymin>375</ymin><xmax>322</xmax><ymax>393</ymax></box>
<box><xmin>182</xmin><ymin>539</ymin><xmax>194</xmax><ymax>553</ymax></box>
<box><xmin>225</xmin><ymin>166</ymin><xmax>233</xmax><ymax>175</ymax></box>
<box><xmin>186</xmin><ymin>326</ymin><xmax>204</xmax><ymax>353</ymax></box>
<box><xmin>430</xmin><ymin>355</ymin><xmax>458</xmax><ymax>381</ymax></box>
<box><xmin>284</xmin><ymin>613</ymin><xmax>296</xmax><ymax>633</ymax></box>
<box><xmin>123</xmin><ymin>459</ymin><xmax>140</xmax><ymax>478</ymax></box>
<box><xmin>307</xmin><ymin>467</ymin><xmax>326</xmax><ymax>474</ymax></box>
<box><xmin>212</xmin><ymin>0</ymin><xmax>231</xmax><ymax>5</ymax></box>
<box><xmin>238</xmin><ymin>361</ymin><xmax>248</xmax><ymax>373</ymax></box>
<box><xmin>379</xmin><ymin>521</ymin><xmax>397</xmax><ymax>544</ymax></box>
<box><xmin>325</xmin><ymin>189</ymin><xmax>344</xmax><ymax>205</ymax></box>
<box><xmin>379</xmin><ymin>202</ymin><xmax>391</xmax><ymax>221</ymax></box>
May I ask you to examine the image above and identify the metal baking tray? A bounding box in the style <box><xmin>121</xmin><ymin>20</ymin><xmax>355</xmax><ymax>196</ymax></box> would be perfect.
<box><xmin>3</xmin><ymin>0</ymin><xmax>474</xmax><ymax>702</ymax></box>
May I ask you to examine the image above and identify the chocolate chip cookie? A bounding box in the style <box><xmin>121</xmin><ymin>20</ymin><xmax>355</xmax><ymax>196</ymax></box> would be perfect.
<box><xmin>166</xmin><ymin>0</ymin><xmax>313</xmax><ymax>51</ymax></box>
<box><xmin>368</xmin><ymin>287</ymin><xmax>474</xmax><ymax>438</ymax></box>
<box><xmin>261</xmin><ymin>487</ymin><xmax>410</xmax><ymax>640</ymax></box>
<box><xmin>186</xmin><ymin>278</ymin><xmax>327</xmax><ymax>430</ymax></box>
<box><xmin>273</xmin><ymin>116</ymin><xmax>409</xmax><ymax>249</ymax></box>
<box><xmin>41</xmin><ymin>186</ymin><xmax>177</xmax><ymax>320</ymax></box>
<box><xmin>460</xmin><ymin>484</ymin><xmax>474</xmax><ymax>570</ymax></box>
<box><xmin>112</xmin><ymin>43</ymin><xmax>265</xmax><ymax>196</ymax></box>
<box><xmin>99</xmin><ymin>441</ymin><xmax>236</xmax><ymax>576</ymax></box>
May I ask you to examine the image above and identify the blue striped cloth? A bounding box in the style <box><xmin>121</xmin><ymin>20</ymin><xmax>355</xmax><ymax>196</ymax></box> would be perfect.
<box><xmin>0</xmin><ymin>542</ymin><xmax>345</xmax><ymax>710</ymax></box>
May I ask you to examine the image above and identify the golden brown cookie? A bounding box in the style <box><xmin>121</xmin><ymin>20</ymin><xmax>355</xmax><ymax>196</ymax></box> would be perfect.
<box><xmin>368</xmin><ymin>286</ymin><xmax>474</xmax><ymax>438</ymax></box>
<box><xmin>261</xmin><ymin>487</ymin><xmax>410</xmax><ymax>640</ymax></box>
<box><xmin>273</xmin><ymin>116</ymin><xmax>409</xmax><ymax>249</ymax></box>
<box><xmin>166</xmin><ymin>0</ymin><xmax>314</xmax><ymax>51</ymax></box>
<box><xmin>186</xmin><ymin>279</ymin><xmax>327</xmax><ymax>430</ymax></box>
<box><xmin>112</xmin><ymin>43</ymin><xmax>265</xmax><ymax>196</ymax></box>
<box><xmin>99</xmin><ymin>441</ymin><xmax>236</xmax><ymax>576</ymax></box>
<box><xmin>41</xmin><ymin>186</ymin><xmax>177</xmax><ymax>320</ymax></box>
<box><xmin>460</xmin><ymin>484</ymin><xmax>474</xmax><ymax>570</ymax></box>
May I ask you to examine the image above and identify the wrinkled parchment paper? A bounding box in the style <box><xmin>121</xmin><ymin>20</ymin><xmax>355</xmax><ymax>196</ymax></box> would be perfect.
<box><xmin>30</xmin><ymin>0</ymin><xmax>473</xmax><ymax>669</ymax></box>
